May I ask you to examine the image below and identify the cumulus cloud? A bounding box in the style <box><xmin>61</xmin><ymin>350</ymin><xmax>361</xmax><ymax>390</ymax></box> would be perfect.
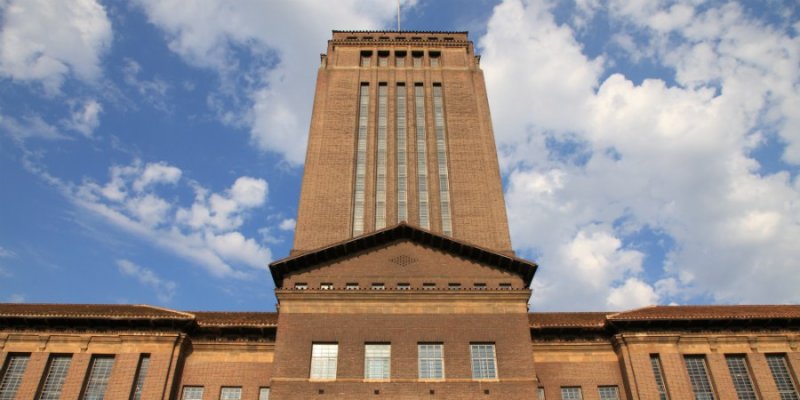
<box><xmin>133</xmin><ymin>0</ymin><xmax>409</xmax><ymax>165</ymax></box>
<box><xmin>0</xmin><ymin>0</ymin><xmax>112</xmax><ymax>93</ymax></box>
<box><xmin>0</xmin><ymin>114</ymin><xmax>67</xmax><ymax>142</ymax></box>
<box><xmin>117</xmin><ymin>259</ymin><xmax>176</xmax><ymax>302</ymax></box>
<box><xmin>63</xmin><ymin>99</ymin><xmax>102</xmax><ymax>137</ymax></box>
<box><xmin>483</xmin><ymin>0</ymin><xmax>800</xmax><ymax>310</ymax></box>
<box><xmin>279</xmin><ymin>218</ymin><xmax>296</xmax><ymax>231</ymax></box>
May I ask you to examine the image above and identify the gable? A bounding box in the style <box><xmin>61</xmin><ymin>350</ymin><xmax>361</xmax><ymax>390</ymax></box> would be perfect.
<box><xmin>282</xmin><ymin>240</ymin><xmax>524</xmax><ymax>290</ymax></box>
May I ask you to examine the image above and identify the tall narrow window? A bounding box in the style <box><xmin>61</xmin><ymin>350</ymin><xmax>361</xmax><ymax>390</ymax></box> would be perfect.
<box><xmin>470</xmin><ymin>343</ymin><xmax>497</xmax><ymax>380</ymax></box>
<box><xmin>220</xmin><ymin>387</ymin><xmax>241</xmax><ymax>400</ymax></box>
<box><xmin>412</xmin><ymin>51</ymin><xmax>423</xmax><ymax>67</ymax></box>
<box><xmin>414</xmin><ymin>83</ymin><xmax>430</xmax><ymax>229</ymax></box>
<box><xmin>418</xmin><ymin>343</ymin><xmax>444</xmax><ymax>380</ymax></box>
<box><xmin>375</xmin><ymin>83</ymin><xmax>388</xmax><ymax>229</ymax></box>
<box><xmin>538</xmin><ymin>387</ymin><xmax>546</xmax><ymax>400</ymax></box>
<box><xmin>684</xmin><ymin>355</ymin><xmax>715</xmax><ymax>400</ymax></box>
<box><xmin>310</xmin><ymin>343</ymin><xmax>338</xmax><ymax>380</ymax></box>
<box><xmin>598</xmin><ymin>386</ymin><xmax>620</xmax><ymax>400</ymax></box>
<box><xmin>395</xmin><ymin>51</ymin><xmax>406</xmax><ymax>67</ymax></box>
<box><xmin>38</xmin><ymin>355</ymin><xmax>71</xmax><ymax>400</ymax></box>
<box><xmin>130</xmin><ymin>354</ymin><xmax>150</xmax><ymax>400</ymax></box>
<box><xmin>432</xmin><ymin>84</ymin><xmax>452</xmax><ymax>235</ymax></box>
<box><xmin>364</xmin><ymin>344</ymin><xmax>391</xmax><ymax>380</ymax></box>
<box><xmin>650</xmin><ymin>354</ymin><xmax>669</xmax><ymax>400</ymax></box>
<box><xmin>0</xmin><ymin>354</ymin><xmax>30</xmax><ymax>400</ymax></box>
<box><xmin>561</xmin><ymin>387</ymin><xmax>583</xmax><ymax>399</ymax></box>
<box><xmin>766</xmin><ymin>354</ymin><xmax>800</xmax><ymax>400</ymax></box>
<box><xmin>429</xmin><ymin>51</ymin><xmax>441</xmax><ymax>67</ymax></box>
<box><xmin>378</xmin><ymin>51</ymin><xmax>389</xmax><ymax>67</ymax></box>
<box><xmin>396</xmin><ymin>83</ymin><xmax>408</xmax><ymax>221</ymax></box>
<box><xmin>360</xmin><ymin>51</ymin><xmax>371</xmax><ymax>67</ymax></box>
<box><xmin>259</xmin><ymin>388</ymin><xmax>270</xmax><ymax>400</ymax></box>
<box><xmin>726</xmin><ymin>355</ymin><xmax>757</xmax><ymax>400</ymax></box>
<box><xmin>181</xmin><ymin>387</ymin><xmax>203</xmax><ymax>400</ymax></box>
<box><xmin>82</xmin><ymin>355</ymin><xmax>114</xmax><ymax>400</ymax></box>
<box><xmin>352</xmin><ymin>83</ymin><xmax>370</xmax><ymax>236</ymax></box>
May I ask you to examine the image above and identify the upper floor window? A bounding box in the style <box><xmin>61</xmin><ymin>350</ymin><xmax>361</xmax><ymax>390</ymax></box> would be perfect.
<box><xmin>130</xmin><ymin>354</ymin><xmax>150</xmax><ymax>400</ymax></box>
<box><xmin>725</xmin><ymin>355</ymin><xmax>757</xmax><ymax>400</ymax></box>
<box><xmin>346</xmin><ymin>282</ymin><xmax>359</xmax><ymax>290</ymax></box>
<box><xmin>650</xmin><ymin>354</ymin><xmax>669</xmax><ymax>400</ymax></box>
<box><xmin>766</xmin><ymin>354</ymin><xmax>800</xmax><ymax>399</ymax></box>
<box><xmin>418</xmin><ymin>343</ymin><xmax>444</xmax><ymax>380</ymax></box>
<box><xmin>538</xmin><ymin>387</ymin><xmax>546</xmax><ymax>400</ymax></box>
<box><xmin>320</xmin><ymin>283</ymin><xmax>333</xmax><ymax>290</ymax></box>
<box><xmin>395</xmin><ymin>51</ymin><xmax>406</xmax><ymax>67</ymax></box>
<box><xmin>372</xmin><ymin>283</ymin><xmax>385</xmax><ymax>290</ymax></box>
<box><xmin>684</xmin><ymin>355</ymin><xmax>715</xmax><ymax>400</ymax></box>
<box><xmin>39</xmin><ymin>355</ymin><xmax>72</xmax><ymax>400</ymax></box>
<box><xmin>310</xmin><ymin>343</ymin><xmax>338</xmax><ymax>380</ymax></box>
<box><xmin>412</xmin><ymin>51</ymin><xmax>423</xmax><ymax>67</ymax></box>
<box><xmin>598</xmin><ymin>386</ymin><xmax>620</xmax><ymax>400</ymax></box>
<box><xmin>360</xmin><ymin>51</ymin><xmax>372</xmax><ymax>67</ymax></box>
<box><xmin>470</xmin><ymin>343</ymin><xmax>498</xmax><ymax>380</ymax></box>
<box><xmin>378</xmin><ymin>51</ymin><xmax>389</xmax><ymax>67</ymax></box>
<box><xmin>220</xmin><ymin>387</ymin><xmax>241</xmax><ymax>400</ymax></box>
<box><xmin>429</xmin><ymin>51</ymin><xmax>441</xmax><ymax>67</ymax></box>
<box><xmin>182</xmin><ymin>386</ymin><xmax>204</xmax><ymax>400</ymax></box>
<box><xmin>397</xmin><ymin>283</ymin><xmax>410</xmax><ymax>290</ymax></box>
<box><xmin>364</xmin><ymin>344</ymin><xmax>391</xmax><ymax>380</ymax></box>
<box><xmin>294</xmin><ymin>283</ymin><xmax>308</xmax><ymax>290</ymax></box>
<box><xmin>0</xmin><ymin>353</ymin><xmax>30</xmax><ymax>400</ymax></box>
<box><xmin>82</xmin><ymin>355</ymin><xmax>115</xmax><ymax>400</ymax></box>
<box><xmin>561</xmin><ymin>387</ymin><xmax>583</xmax><ymax>399</ymax></box>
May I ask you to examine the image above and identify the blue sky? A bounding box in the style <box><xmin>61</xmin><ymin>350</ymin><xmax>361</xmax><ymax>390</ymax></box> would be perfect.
<box><xmin>1</xmin><ymin>0</ymin><xmax>798</xmax><ymax>312</ymax></box>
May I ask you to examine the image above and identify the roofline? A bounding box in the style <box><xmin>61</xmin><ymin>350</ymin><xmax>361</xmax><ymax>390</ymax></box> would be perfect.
<box><xmin>332</xmin><ymin>30</ymin><xmax>468</xmax><ymax>34</ymax></box>
<box><xmin>270</xmin><ymin>222</ymin><xmax>538</xmax><ymax>288</ymax></box>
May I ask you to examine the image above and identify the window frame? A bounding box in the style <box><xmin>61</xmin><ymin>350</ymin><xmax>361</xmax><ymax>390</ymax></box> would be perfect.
<box><xmin>82</xmin><ymin>355</ymin><xmax>115</xmax><ymax>400</ymax></box>
<box><xmin>598</xmin><ymin>385</ymin><xmax>620</xmax><ymax>400</ymax></box>
<box><xmin>219</xmin><ymin>386</ymin><xmax>241</xmax><ymax>400</ymax></box>
<box><xmin>684</xmin><ymin>355</ymin><xmax>716</xmax><ymax>400</ymax></box>
<box><xmin>766</xmin><ymin>353</ymin><xmax>800</xmax><ymax>400</ymax></box>
<box><xmin>0</xmin><ymin>353</ymin><xmax>30</xmax><ymax>400</ymax></box>
<box><xmin>725</xmin><ymin>354</ymin><xmax>758</xmax><ymax>400</ymax></box>
<box><xmin>470</xmin><ymin>343</ymin><xmax>498</xmax><ymax>380</ymax></box>
<box><xmin>364</xmin><ymin>343</ymin><xmax>391</xmax><ymax>381</ymax></box>
<box><xmin>418</xmin><ymin>343</ymin><xmax>445</xmax><ymax>380</ymax></box>
<box><xmin>650</xmin><ymin>354</ymin><xmax>670</xmax><ymax>400</ymax></box>
<box><xmin>38</xmin><ymin>354</ymin><xmax>72</xmax><ymax>400</ymax></box>
<box><xmin>259</xmin><ymin>387</ymin><xmax>270</xmax><ymax>400</ymax></box>
<box><xmin>181</xmin><ymin>386</ymin><xmax>204</xmax><ymax>400</ymax></box>
<box><xmin>310</xmin><ymin>343</ymin><xmax>339</xmax><ymax>381</ymax></box>
<box><xmin>561</xmin><ymin>386</ymin><xmax>583</xmax><ymax>400</ymax></box>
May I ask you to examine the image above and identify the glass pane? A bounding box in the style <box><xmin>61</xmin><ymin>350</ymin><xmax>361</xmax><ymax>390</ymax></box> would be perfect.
<box><xmin>0</xmin><ymin>354</ymin><xmax>29</xmax><ymax>400</ymax></box>
<box><xmin>83</xmin><ymin>356</ymin><xmax>114</xmax><ymax>400</ymax></box>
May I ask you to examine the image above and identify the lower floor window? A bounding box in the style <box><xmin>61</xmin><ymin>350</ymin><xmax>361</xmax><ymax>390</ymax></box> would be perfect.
<box><xmin>219</xmin><ymin>387</ymin><xmax>241</xmax><ymax>400</ymax></box>
<box><xmin>561</xmin><ymin>387</ymin><xmax>583</xmax><ymax>399</ymax></box>
<box><xmin>598</xmin><ymin>386</ymin><xmax>620</xmax><ymax>400</ymax></box>
<box><xmin>182</xmin><ymin>387</ymin><xmax>203</xmax><ymax>400</ymax></box>
<box><xmin>259</xmin><ymin>387</ymin><xmax>270</xmax><ymax>400</ymax></box>
<box><xmin>470</xmin><ymin>343</ymin><xmax>497</xmax><ymax>379</ymax></box>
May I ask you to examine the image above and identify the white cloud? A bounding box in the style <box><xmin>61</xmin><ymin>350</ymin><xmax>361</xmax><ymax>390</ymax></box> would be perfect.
<box><xmin>0</xmin><ymin>114</ymin><xmax>67</xmax><ymax>142</ymax></box>
<box><xmin>0</xmin><ymin>0</ymin><xmax>112</xmax><ymax>93</ymax></box>
<box><xmin>7</xmin><ymin>294</ymin><xmax>26</xmax><ymax>303</ymax></box>
<box><xmin>63</xmin><ymin>99</ymin><xmax>102</xmax><ymax>137</ymax></box>
<box><xmin>133</xmin><ymin>0</ymin><xmax>409</xmax><ymax>165</ymax></box>
<box><xmin>133</xmin><ymin>162</ymin><xmax>183</xmax><ymax>192</ymax></box>
<box><xmin>122</xmin><ymin>58</ymin><xmax>171</xmax><ymax>111</ymax></box>
<box><xmin>483</xmin><ymin>0</ymin><xmax>800</xmax><ymax>309</ymax></box>
<box><xmin>0</xmin><ymin>246</ymin><xmax>16</xmax><ymax>258</ymax></box>
<box><xmin>279</xmin><ymin>218</ymin><xmax>296</xmax><ymax>231</ymax></box>
<box><xmin>176</xmin><ymin>176</ymin><xmax>267</xmax><ymax>231</ymax></box>
<box><xmin>116</xmin><ymin>259</ymin><xmax>177</xmax><ymax>302</ymax></box>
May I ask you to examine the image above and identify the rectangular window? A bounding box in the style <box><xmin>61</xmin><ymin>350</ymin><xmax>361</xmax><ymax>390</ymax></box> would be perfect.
<box><xmin>360</xmin><ymin>51</ymin><xmax>371</xmax><ymax>67</ymax></box>
<box><xmin>448</xmin><ymin>283</ymin><xmax>461</xmax><ymax>289</ymax></box>
<box><xmin>259</xmin><ymin>388</ymin><xmax>270</xmax><ymax>400</ymax></box>
<box><xmin>82</xmin><ymin>355</ymin><xmax>114</xmax><ymax>400</ymax></box>
<box><xmin>685</xmin><ymin>355</ymin><xmax>715</xmax><ymax>400</ymax></box>
<box><xmin>310</xmin><ymin>344</ymin><xmax>338</xmax><ymax>380</ymax></box>
<box><xmin>220</xmin><ymin>387</ymin><xmax>241</xmax><ymax>400</ymax></box>
<box><xmin>346</xmin><ymin>282</ymin><xmax>359</xmax><ymax>290</ymax></box>
<box><xmin>320</xmin><ymin>283</ymin><xmax>333</xmax><ymax>290</ymax></box>
<box><xmin>397</xmin><ymin>283</ymin><xmax>410</xmax><ymax>289</ymax></box>
<box><xmin>396</xmin><ymin>83</ymin><xmax>408</xmax><ymax>221</ymax></box>
<box><xmin>414</xmin><ymin>83</ymin><xmax>430</xmax><ymax>229</ymax></box>
<box><xmin>182</xmin><ymin>386</ymin><xmax>204</xmax><ymax>400</ymax></box>
<box><xmin>538</xmin><ymin>387</ymin><xmax>546</xmax><ymax>400</ymax></box>
<box><xmin>423</xmin><ymin>282</ymin><xmax>436</xmax><ymax>289</ymax></box>
<box><xmin>429</xmin><ymin>51</ymin><xmax>441</xmax><ymax>67</ymax></box>
<box><xmin>375</xmin><ymin>83</ymin><xmax>388</xmax><ymax>229</ymax></box>
<box><xmin>650</xmin><ymin>354</ymin><xmax>669</xmax><ymax>400</ymax></box>
<box><xmin>38</xmin><ymin>355</ymin><xmax>71</xmax><ymax>400</ymax></box>
<box><xmin>294</xmin><ymin>282</ymin><xmax>307</xmax><ymax>289</ymax></box>
<box><xmin>598</xmin><ymin>386</ymin><xmax>620</xmax><ymax>400</ymax></box>
<box><xmin>432</xmin><ymin>84</ymin><xmax>452</xmax><ymax>235</ymax></box>
<box><xmin>766</xmin><ymin>354</ymin><xmax>800</xmax><ymax>400</ymax></box>
<box><xmin>0</xmin><ymin>353</ymin><xmax>30</xmax><ymax>400</ymax></box>
<box><xmin>371</xmin><ymin>283</ymin><xmax>385</xmax><ymax>290</ymax></box>
<box><xmin>130</xmin><ymin>354</ymin><xmax>150</xmax><ymax>400</ymax></box>
<box><xmin>352</xmin><ymin>83</ymin><xmax>370</xmax><ymax>236</ymax></box>
<box><xmin>412</xmin><ymin>51</ymin><xmax>423</xmax><ymax>67</ymax></box>
<box><xmin>561</xmin><ymin>387</ymin><xmax>583</xmax><ymax>399</ymax></box>
<box><xmin>726</xmin><ymin>355</ymin><xmax>757</xmax><ymax>400</ymax></box>
<box><xmin>365</xmin><ymin>344</ymin><xmax>391</xmax><ymax>380</ymax></box>
<box><xmin>470</xmin><ymin>343</ymin><xmax>497</xmax><ymax>380</ymax></box>
<box><xmin>418</xmin><ymin>343</ymin><xmax>444</xmax><ymax>380</ymax></box>
<box><xmin>395</xmin><ymin>51</ymin><xmax>406</xmax><ymax>67</ymax></box>
<box><xmin>378</xmin><ymin>51</ymin><xmax>389</xmax><ymax>67</ymax></box>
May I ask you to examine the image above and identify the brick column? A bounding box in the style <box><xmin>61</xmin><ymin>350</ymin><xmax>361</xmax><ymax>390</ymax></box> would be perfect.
<box><xmin>660</xmin><ymin>353</ymin><xmax>693</xmax><ymax>399</ymax></box>
<box><xmin>706</xmin><ymin>353</ymin><xmax>737</xmax><ymax>400</ymax></box>
<box><xmin>106</xmin><ymin>353</ymin><xmax>140</xmax><ymax>400</ymax></box>
<box><xmin>749</xmin><ymin>353</ymin><xmax>780</xmax><ymax>400</ymax></box>
<box><xmin>16</xmin><ymin>352</ymin><xmax>49</xmax><ymax>399</ymax></box>
<box><xmin>60</xmin><ymin>352</ymin><xmax>90</xmax><ymax>400</ymax></box>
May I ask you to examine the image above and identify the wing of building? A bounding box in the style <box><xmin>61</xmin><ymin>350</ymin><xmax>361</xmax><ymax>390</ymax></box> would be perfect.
<box><xmin>2</xmin><ymin>31</ymin><xmax>799</xmax><ymax>400</ymax></box>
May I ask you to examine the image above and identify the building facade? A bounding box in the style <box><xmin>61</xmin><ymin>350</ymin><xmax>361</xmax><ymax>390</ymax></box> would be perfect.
<box><xmin>1</xmin><ymin>31</ymin><xmax>799</xmax><ymax>400</ymax></box>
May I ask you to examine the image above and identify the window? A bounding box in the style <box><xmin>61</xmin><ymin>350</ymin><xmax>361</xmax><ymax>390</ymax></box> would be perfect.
<box><xmin>766</xmin><ymin>354</ymin><xmax>799</xmax><ymax>400</ymax></box>
<box><xmin>448</xmin><ymin>283</ymin><xmax>461</xmax><ymax>289</ymax></box>
<box><xmin>395</xmin><ymin>51</ymin><xmax>406</xmax><ymax>67</ymax></box>
<box><xmin>360</xmin><ymin>51</ymin><xmax>372</xmax><ymax>67</ymax></box>
<box><xmin>561</xmin><ymin>387</ymin><xmax>582</xmax><ymax>399</ymax></box>
<box><xmin>538</xmin><ymin>387</ymin><xmax>546</xmax><ymax>400</ymax></box>
<box><xmin>470</xmin><ymin>344</ymin><xmax>498</xmax><ymax>379</ymax></box>
<box><xmin>650</xmin><ymin>354</ymin><xmax>669</xmax><ymax>400</ymax></box>
<box><xmin>220</xmin><ymin>387</ymin><xmax>241</xmax><ymax>400</ymax></box>
<box><xmin>397</xmin><ymin>283</ymin><xmax>410</xmax><ymax>289</ymax></box>
<box><xmin>320</xmin><ymin>283</ymin><xmax>333</xmax><ymax>290</ymax></box>
<box><xmin>396</xmin><ymin>82</ymin><xmax>408</xmax><ymax>221</ymax></box>
<box><xmin>371</xmin><ymin>283</ymin><xmax>385</xmax><ymax>290</ymax></box>
<box><xmin>429</xmin><ymin>51</ymin><xmax>441</xmax><ymax>67</ymax></box>
<box><xmin>414</xmin><ymin>83</ymin><xmax>430</xmax><ymax>229</ymax></box>
<box><xmin>130</xmin><ymin>354</ymin><xmax>150</xmax><ymax>400</ymax></box>
<box><xmin>259</xmin><ymin>388</ymin><xmax>270</xmax><ymax>400</ymax></box>
<box><xmin>726</xmin><ymin>355</ymin><xmax>757</xmax><ymax>400</ymax></box>
<box><xmin>378</xmin><ymin>51</ymin><xmax>389</xmax><ymax>67</ymax></box>
<box><xmin>182</xmin><ymin>386</ymin><xmax>204</xmax><ymax>400</ymax></box>
<box><xmin>38</xmin><ymin>355</ymin><xmax>71</xmax><ymax>400</ymax></box>
<box><xmin>346</xmin><ymin>282</ymin><xmax>359</xmax><ymax>290</ymax></box>
<box><xmin>474</xmin><ymin>282</ymin><xmax>486</xmax><ymax>288</ymax></box>
<box><xmin>423</xmin><ymin>283</ymin><xmax>436</xmax><ymax>289</ymax></box>
<box><xmin>685</xmin><ymin>355</ymin><xmax>715</xmax><ymax>400</ymax></box>
<box><xmin>598</xmin><ymin>386</ymin><xmax>620</xmax><ymax>400</ymax></box>
<box><xmin>432</xmin><ymin>83</ymin><xmax>452</xmax><ymax>235</ymax></box>
<box><xmin>499</xmin><ymin>283</ymin><xmax>512</xmax><ymax>288</ymax></box>
<box><xmin>310</xmin><ymin>344</ymin><xmax>338</xmax><ymax>380</ymax></box>
<box><xmin>82</xmin><ymin>355</ymin><xmax>114</xmax><ymax>400</ymax></box>
<box><xmin>0</xmin><ymin>353</ymin><xmax>29</xmax><ymax>400</ymax></box>
<box><xmin>375</xmin><ymin>83</ymin><xmax>388</xmax><ymax>229</ymax></box>
<box><xmin>412</xmin><ymin>51</ymin><xmax>423</xmax><ymax>67</ymax></box>
<box><xmin>352</xmin><ymin>83</ymin><xmax>369</xmax><ymax>236</ymax></box>
<box><xmin>418</xmin><ymin>343</ymin><xmax>444</xmax><ymax>380</ymax></box>
<box><xmin>294</xmin><ymin>283</ymin><xmax>308</xmax><ymax>289</ymax></box>
<box><xmin>365</xmin><ymin>344</ymin><xmax>391</xmax><ymax>380</ymax></box>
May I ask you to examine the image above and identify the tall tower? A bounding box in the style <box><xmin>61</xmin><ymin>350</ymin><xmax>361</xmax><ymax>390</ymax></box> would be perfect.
<box><xmin>293</xmin><ymin>31</ymin><xmax>513</xmax><ymax>254</ymax></box>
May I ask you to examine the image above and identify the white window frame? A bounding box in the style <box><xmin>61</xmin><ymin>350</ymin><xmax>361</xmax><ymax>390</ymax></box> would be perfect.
<box><xmin>310</xmin><ymin>343</ymin><xmax>338</xmax><ymax>380</ymax></box>
<box><xmin>418</xmin><ymin>343</ymin><xmax>444</xmax><ymax>380</ymax></box>
<box><xmin>364</xmin><ymin>344</ymin><xmax>391</xmax><ymax>380</ymax></box>
<box><xmin>561</xmin><ymin>387</ymin><xmax>583</xmax><ymax>400</ymax></box>
<box><xmin>181</xmin><ymin>386</ymin><xmax>204</xmax><ymax>400</ymax></box>
<box><xmin>219</xmin><ymin>387</ymin><xmax>241</xmax><ymax>400</ymax></box>
<box><xmin>470</xmin><ymin>343</ymin><xmax>498</xmax><ymax>380</ymax></box>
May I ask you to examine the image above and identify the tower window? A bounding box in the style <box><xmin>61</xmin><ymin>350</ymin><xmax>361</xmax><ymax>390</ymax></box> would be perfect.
<box><xmin>352</xmin><ymin>83</ymin><xmax>370</xmax><ymax>236</ymax></box>
<box><xmin>412</xmin><ymin>51</ymin><xmax>423</xmax><ymax>67</ymax></box>
<box><xmin>310</xmin><ymin>344</ymin><xmax>338</xmax><ymax>380</ymax></box>
<box><xmin>0</xmin><ymin>354</ymin><xmax>30</xmax><ymax>399</ymax></box>
<box><xmin>432</xmin><ymin>83</ymin><xmax>452</xmax><ymax>235</ymax></box>
<box><xmin>684</xmin><ymin>355</ymin><xmax>716</xmax><ymax>400</ymax></box>
<box><xmin>378</xmin><ymin>51</ymin><xmax>389</xmax><ymax>67</ymax></box>
<box><xmin>429</xmin><ymin>51</ymin><xmax>441</xmax><ymax>67</ymax></box>
<box><xmin>375</xmin><ymin>83</ymin><xmax>388</xmax><ymax>229</ymax></box>
<box><xmin>418</xmin><ymin>344</ymin><xmax>444</xmax><ymax>380</ymax></box>
<box><xmin>414</xmin><ymin>83</ymin><xmax>430</xmax><ymax>229</ymax></box>
<box><xmin>470</xmin><ymin>343</ymin><xmax>498</xmax><ymax>380</ymax></box>
<box><xmin>182</xmin><ymin>387</ymin><xmax>204</xmax><ymax>400</ymax></box>
<box><xmin>396</xmin><ymin>83</ymin><xmax>408</xmax><ymax>221</ymax></box>
<box><xmin>360</xmin><ymin>51</ymin><xmax>372</xmax><ymax>67</ymax></box>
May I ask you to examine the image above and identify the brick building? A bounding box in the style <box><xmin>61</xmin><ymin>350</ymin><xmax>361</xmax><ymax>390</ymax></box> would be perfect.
<box><xmin>1</xmin><ymin>31</ymin><xmax>799</xmax><ymax>400</ymax></box>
